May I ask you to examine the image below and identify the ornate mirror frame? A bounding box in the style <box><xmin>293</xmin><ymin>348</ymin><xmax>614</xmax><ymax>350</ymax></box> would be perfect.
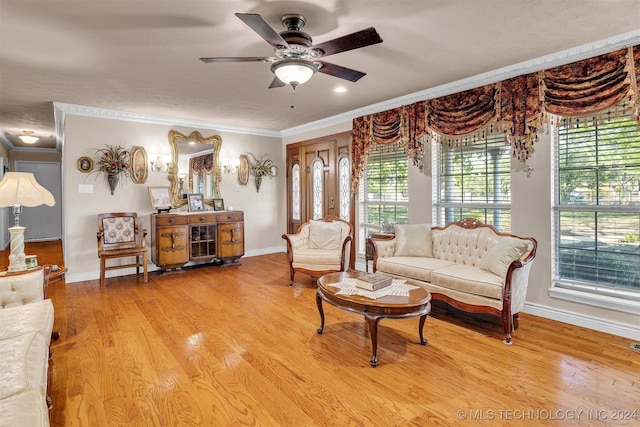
<box><xmin>168</xmin><ymin>130</ymin><xmax>222</xmax><ymax>208</ymax></box>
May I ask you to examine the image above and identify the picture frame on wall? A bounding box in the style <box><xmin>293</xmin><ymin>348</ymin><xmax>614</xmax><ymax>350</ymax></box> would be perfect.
<box><xmin>188</xmin><ymin>193</ymin><xmax>205</xmax><ymax>212</ymax></box>
<box><xmin>237</xmin><ymin>154</ymin><xmax>249</xmax><ymax>186</ymax></box>
<box><xmin>148</xmin><ymin>186</ymin><xmax>172</xmax><ymax>212</ymax></box>
<box><xmin>213</xmin><ymin>198</ymin><xmax>225</xmax><ymax>211</ymax></box>
<box><xmin>77</xmin><ymin>156</ymin><xmax>93</xmax><ymax>173</ymax></box>
<box><xmin>130</xmin><ymin>146</ymin><xmax>148</xmax><ymax>184</ymax></box>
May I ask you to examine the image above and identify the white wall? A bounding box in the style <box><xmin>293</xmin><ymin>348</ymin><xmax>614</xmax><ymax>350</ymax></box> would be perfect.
<box><xmin>63</xmin><ymin>115</ymin><xmax>285</xmax><ymax>283</ymax></box>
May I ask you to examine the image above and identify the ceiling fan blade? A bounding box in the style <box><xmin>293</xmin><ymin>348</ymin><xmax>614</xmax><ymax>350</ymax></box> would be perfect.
<box><xmin>268</xmin><ymin>77</ymin><xmax>286</xmax><ymax>89</ymax></box>
<box><xmin>235</xmin><ymin>13</ymin><xmax>289</xmax><ymax>49</ymax></box>
<box><xmin>200</xmin><ymin>56</ymin><xmax>273</xmax><ymax>63</ymax></box>
<box><xmin>316</xmin><ymin>61</ymin><xmax>366</xmax><ymax>82</ymax></box>
<box><xmin>311</xmin><ymin>27</ymin><xmax>382</xmax><ymax>57</ymax></box>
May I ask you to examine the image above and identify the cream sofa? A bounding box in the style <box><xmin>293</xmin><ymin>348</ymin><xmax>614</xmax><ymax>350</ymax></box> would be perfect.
<box><xmin>282</xmin><ymin>216</ymin><xmax>353</xmax><ymax>286</ymax></box>
<box><xmin>370</xmin><ymin>219</ymin><xmax>537</xmax><ymax>344</ymax></box>
<box><xmin>0</xmin><ymin>266</ymin><xmax>53</xmax><ymax>427</ymax></box>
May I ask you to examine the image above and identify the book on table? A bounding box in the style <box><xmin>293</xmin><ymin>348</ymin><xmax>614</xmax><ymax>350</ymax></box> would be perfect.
<box><xmin>355</xmin><ymin>273</ymin><xmax>393</xmax><ymax>291</ymax></box>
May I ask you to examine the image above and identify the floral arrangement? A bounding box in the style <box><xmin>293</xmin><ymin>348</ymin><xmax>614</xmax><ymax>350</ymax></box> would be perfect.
<box><xmin>96</xmin><ymin>145</ymin><xmax>131</xmax><ymax>175</ymax></box>
<box><xmin>246</xmin><ymin>153</ymin><xmax>274</xmax><ymax>177</ymax></box>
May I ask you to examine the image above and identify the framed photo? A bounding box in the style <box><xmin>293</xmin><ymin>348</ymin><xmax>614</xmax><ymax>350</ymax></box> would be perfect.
<box><xmin>77</xmin><ymin>156</ymin><xmax>93</xmax><ymax>173</ymax></box>
<box><xmin>213</xmin><ymin>198</ymin><xmax>225</xmax><ymax>211</ymax></box>
<box><xmin>237</xmin><ymin>154</ymin><xmax>249</xmax><ymax>186</ymax></box>
<box><xmin>130</xmin><ymin>146</ymin><xmax>148</xmax><ymax>184</ymax></box>
<box><xmin>148</xmin><ymin>186</ymin><xmax>171</xmax><ymax>210</ymax></box>
<box><xmin>188</xmin><ymin>193</ymin><xmax>205</xmax><ymax>212</ymax></box>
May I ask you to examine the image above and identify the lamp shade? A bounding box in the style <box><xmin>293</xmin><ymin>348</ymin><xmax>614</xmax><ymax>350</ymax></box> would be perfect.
<box><xmin>271</xmin><ymin>59</ymin><xmax>318</xmax><ymax>86</ymax></box>
<box><xmin>0</xmin><ymin>172</ymin><xmax>55</xmax><ymax>207</ymax></box>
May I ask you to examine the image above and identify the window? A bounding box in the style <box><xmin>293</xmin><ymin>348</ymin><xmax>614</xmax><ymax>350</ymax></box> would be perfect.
<box><xmin>359</xmin><ymin>141</ymin><xmax>408</xmax><ymax>250</ymax></box>
<box><xmin>312</xmin><ymin>159</ymin><xmax>323</xmax><ymax>219</ymax></box>
<box><xmin>553</xmin><ymin>113</ymin><xmax>640</xmax><ymax>307</ymax></box>
<box><xmin>435</xmin><ymin>132</ymin><xmax>511</xmax><ymax>231</ymax></box>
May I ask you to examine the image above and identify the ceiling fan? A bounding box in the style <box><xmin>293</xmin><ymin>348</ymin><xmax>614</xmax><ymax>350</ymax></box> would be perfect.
<box><xmin>200</xmin><ymin>13</ymin><xmax>383</xmax><ymax>89</ymax></box>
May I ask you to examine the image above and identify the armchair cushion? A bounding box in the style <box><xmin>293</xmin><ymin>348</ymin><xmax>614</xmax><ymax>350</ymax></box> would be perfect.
<box><xmin>308</xmin><ymin>220</ymin><xmax>342</xmax><ymax>250</ymax></box>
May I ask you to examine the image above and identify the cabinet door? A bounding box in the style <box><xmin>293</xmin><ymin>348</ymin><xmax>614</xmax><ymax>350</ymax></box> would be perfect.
<box><xmin>217</xmin><ymin>222</ymin><xmax>244</xmax><ymax>259</ymax></box>
<box><xmin>156</xmin><ymin>226</ymin><xmax>189</xmax><ymax>266</ymax></box>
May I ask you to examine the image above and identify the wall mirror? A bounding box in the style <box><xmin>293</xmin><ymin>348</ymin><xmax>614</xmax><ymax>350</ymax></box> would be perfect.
<box><xmin>168</xmin><ymin>130</ymin><xmax>222</xmax><ymax>208</ymax></box>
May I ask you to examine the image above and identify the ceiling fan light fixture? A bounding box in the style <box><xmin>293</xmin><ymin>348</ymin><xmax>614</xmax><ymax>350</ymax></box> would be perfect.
<box><xmin>271</xmin><ymin>59</ymin><xmax>318</xmax><ymax>87</ymax></box>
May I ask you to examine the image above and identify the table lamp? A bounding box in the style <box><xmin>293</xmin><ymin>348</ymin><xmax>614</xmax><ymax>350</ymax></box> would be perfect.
<box><xmin>0</xmin><ymin>172</ymin><xmax>55</xmax><ymax>271</ymax></box>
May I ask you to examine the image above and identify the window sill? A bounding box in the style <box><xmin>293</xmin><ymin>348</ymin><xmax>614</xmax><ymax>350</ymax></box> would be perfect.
<box><xmin>549</xmin><ymin>281</ymin><xmax>640</xmax><ymax>315</ymax></box>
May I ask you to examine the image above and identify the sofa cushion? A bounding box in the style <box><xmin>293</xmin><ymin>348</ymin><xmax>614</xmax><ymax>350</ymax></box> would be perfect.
<box><xmin>376</xmin><ymin>256</ymin><xmax>454</xmax><ymax>283</ymax></box>
<box><xmin>479</xmin><ymin>236</ymin><xmax>530</xmax><ymax>278</ymax></box>
<box><xmin>431</xmin><ymin>264</ymin><xmax>503</xmax><ymax>300</ymax></box>
<box><xmin>308</xmin><ymin>220</ymin><xmax>342</xmax><ymax>250</ymax></box>
<box><xmin>394</xmin><ymin>224</ymin><xmax>432</xmax><ymax>257</ymax></box>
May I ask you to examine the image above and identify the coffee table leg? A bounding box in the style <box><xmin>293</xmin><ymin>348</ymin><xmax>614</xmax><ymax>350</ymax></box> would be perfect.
<box><xmin>418</xmin><ymin>314</ymin><xmax>428</xmax><ymax>345</ymax></box>
<box><xmin>365</xmin><ymin>315</ymin><xmax>380</xmax><ymax>367</ymax></box>
<box><xmin>316</xmin><ymin>292</ymin><xmax>325</xmax><ymax>334</ymax></box>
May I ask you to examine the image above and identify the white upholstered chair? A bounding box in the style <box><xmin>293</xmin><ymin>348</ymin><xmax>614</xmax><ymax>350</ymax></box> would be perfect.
<box><xmin>281</xmin><ymin>216</ymin><xmax>353</xmax><ymax>286</ymax></box>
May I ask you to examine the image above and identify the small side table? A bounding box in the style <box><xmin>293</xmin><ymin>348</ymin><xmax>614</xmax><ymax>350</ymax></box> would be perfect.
<box><xmin>49</xmin><ymin>265</ymin><xmax>67</xmax><ymax>284</ymax></box>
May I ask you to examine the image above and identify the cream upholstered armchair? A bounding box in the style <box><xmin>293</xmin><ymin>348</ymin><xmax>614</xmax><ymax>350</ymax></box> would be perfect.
<box><xmin>281</xmin><ymin>216</ymin><xmax>353</xmax><ymax>286</ymax></box>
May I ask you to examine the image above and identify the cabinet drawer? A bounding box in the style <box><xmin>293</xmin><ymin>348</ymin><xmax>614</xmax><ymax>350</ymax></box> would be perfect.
<box><xmin>217</xmin><ymin>211</ymin><xmax>244</xmax><ymax>222</ymax></box>
<box><xmin>188</xmin><ymin>213</ymin><xmax>217</xmax><ymax>224</ymax></box>
<box><xmin>155</xmin><ymin>215</ymin><xmax>188</xmax><ymax>226</ymax></box>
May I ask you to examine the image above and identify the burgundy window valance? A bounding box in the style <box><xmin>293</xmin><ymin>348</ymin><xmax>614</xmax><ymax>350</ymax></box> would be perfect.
<box><xmin>188</xmin><ymin>153</ymin><xmax>214</xmax><ymax>191</ymax></box>
<box><xmin>351</xmin><ymin>45</ymin><xmax>640</xmax><ymax>191</ymax></box>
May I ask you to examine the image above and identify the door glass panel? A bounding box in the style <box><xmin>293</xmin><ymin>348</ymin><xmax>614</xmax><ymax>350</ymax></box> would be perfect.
<box><xmin>292</xmin><ymin>164</ymin><xmax>301</xmax><ymax>221</ymax></box>
<box><xmin>312</xmin><ymin>160</ymin><xmax>323</xmax><ymax>219</ymax></box>
<box><xmin>339</xmin><ymin>156</ymin><xmax>350</xmax><ymax>221</ymax></box>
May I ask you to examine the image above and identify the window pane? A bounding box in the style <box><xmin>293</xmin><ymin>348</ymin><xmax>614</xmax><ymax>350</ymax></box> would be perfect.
<box><xmin>556</xmin><ymin>114</ymin><xmax>640</xmax><ymax>291</ymax></box>
<box><xmin>436</xmin><ymin>132</ymin><xmax>511</xmax><ymax>231</ymax></box>
<box><xmin>361</xmin><ymin>141</ymin><xmax>409</xmax><ymax>243</ymax></box>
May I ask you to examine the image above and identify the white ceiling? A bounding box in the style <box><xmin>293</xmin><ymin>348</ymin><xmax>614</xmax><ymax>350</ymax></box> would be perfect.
<box><xmin>1</xmin><ymin>0</ymin><xmax>640</xmax><ymax>151</ymax></box>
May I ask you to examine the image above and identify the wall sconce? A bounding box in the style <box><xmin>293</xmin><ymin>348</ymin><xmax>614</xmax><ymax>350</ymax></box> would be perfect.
<box><xmin>220</xmin><ymin>158</ymin><xmax>240</xmax><ymax>175</ymax></box>
<box><xmin>150</xmin><ymin>155</ymin><xmax>169</xmax><ymax>173</ymax></box>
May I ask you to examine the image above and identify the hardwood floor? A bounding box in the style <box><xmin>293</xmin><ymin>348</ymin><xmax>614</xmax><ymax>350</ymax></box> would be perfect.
<box><xmin>43</xmin><ymin>252</ymin><xmax>639</xmax><ymax>426</ymax></box>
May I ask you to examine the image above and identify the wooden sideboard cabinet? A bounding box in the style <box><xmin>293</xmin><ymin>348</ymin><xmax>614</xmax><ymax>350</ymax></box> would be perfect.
<box><xmin>151</xmin><ymin>210</ymin><xmax>244</xmax><ymax>272</ymax></box>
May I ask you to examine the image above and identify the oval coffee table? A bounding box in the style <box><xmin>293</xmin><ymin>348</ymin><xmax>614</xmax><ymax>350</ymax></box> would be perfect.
<box><xmin>316</xmin><ymin>271</ymin><xmax>431</xmax><ymax>367</ymax></box>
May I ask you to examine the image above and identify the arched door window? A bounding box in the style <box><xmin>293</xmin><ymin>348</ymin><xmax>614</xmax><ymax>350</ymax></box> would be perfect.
<box><xmin>312</xmin><ymin>159</ymin><xmax>323</xmax><ymax>219</ymax></box>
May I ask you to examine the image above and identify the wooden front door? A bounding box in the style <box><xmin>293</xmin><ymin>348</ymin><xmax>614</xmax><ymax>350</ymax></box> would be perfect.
<box><xmin>285</xmin><ymin>132</ymin><xmax>352</xmax><ymax>234</ymax></box>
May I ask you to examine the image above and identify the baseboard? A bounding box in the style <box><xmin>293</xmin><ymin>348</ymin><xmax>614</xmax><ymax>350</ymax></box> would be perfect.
<box><xmin>524</xmin><ymin>302</ymin><xmax>640</xmax><ymax>341</ymax></box>
<box><xmin>65</xmin><ymin>247</ymin><xmax>287</xmax><ymax>284</ymax></box>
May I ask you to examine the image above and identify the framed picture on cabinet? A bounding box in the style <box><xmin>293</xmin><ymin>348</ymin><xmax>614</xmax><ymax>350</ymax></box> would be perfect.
<box><xmin>213</xmin><ymin>198</ymin><xmax>225</xmax><ymax>211</ymax></box>
<box><xmin>188</xmin><ymin>193</ymin><xmax>205</xmax><ymax>212</ymax></box>
<box><xmin>148</xmin><ymin>186</ymin><xmax>171</xmax><ymax>211</ymax></box>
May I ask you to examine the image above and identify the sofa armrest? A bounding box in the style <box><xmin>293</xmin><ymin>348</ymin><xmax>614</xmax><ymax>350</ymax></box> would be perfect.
<box><xmin>370</xmin><ymin>237</ymin><xmax>396</xmax><ymax>272</ymax></box>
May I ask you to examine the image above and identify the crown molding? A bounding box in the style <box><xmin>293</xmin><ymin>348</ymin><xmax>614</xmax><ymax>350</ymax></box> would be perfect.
<box><xmin>53</xmin><ymin>102</ymin><xmax>281</xmax><ymax>138</ymax></box>
<box><xmin>282</xmin><ymin>30</ymin><xmax>640</xmax><ymax>138</ymax></box>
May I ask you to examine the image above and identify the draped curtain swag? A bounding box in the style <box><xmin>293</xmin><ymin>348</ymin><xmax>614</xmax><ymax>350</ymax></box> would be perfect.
<box><xmin>351</xmin><ymin>44</ymin><xmax>640</xmax><ymax>191</ymax></box>
<box><xmin>188</xmin><ymin>153</ymin><xmax>214</xmax><ymax>192</ymax></box>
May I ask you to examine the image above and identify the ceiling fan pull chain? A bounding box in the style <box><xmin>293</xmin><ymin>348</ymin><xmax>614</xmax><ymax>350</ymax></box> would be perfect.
<box><xmin>290</xmin><ymin>88</ymin><xmax>296</xmax><ymax>109</ymax></box>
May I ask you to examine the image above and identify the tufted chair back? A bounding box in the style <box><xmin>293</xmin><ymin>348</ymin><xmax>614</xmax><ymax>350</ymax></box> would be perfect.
<box><xmin>0</xmin><ymin>265</ymin><xmax>51</xmax><ymax>309</ymax></box>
